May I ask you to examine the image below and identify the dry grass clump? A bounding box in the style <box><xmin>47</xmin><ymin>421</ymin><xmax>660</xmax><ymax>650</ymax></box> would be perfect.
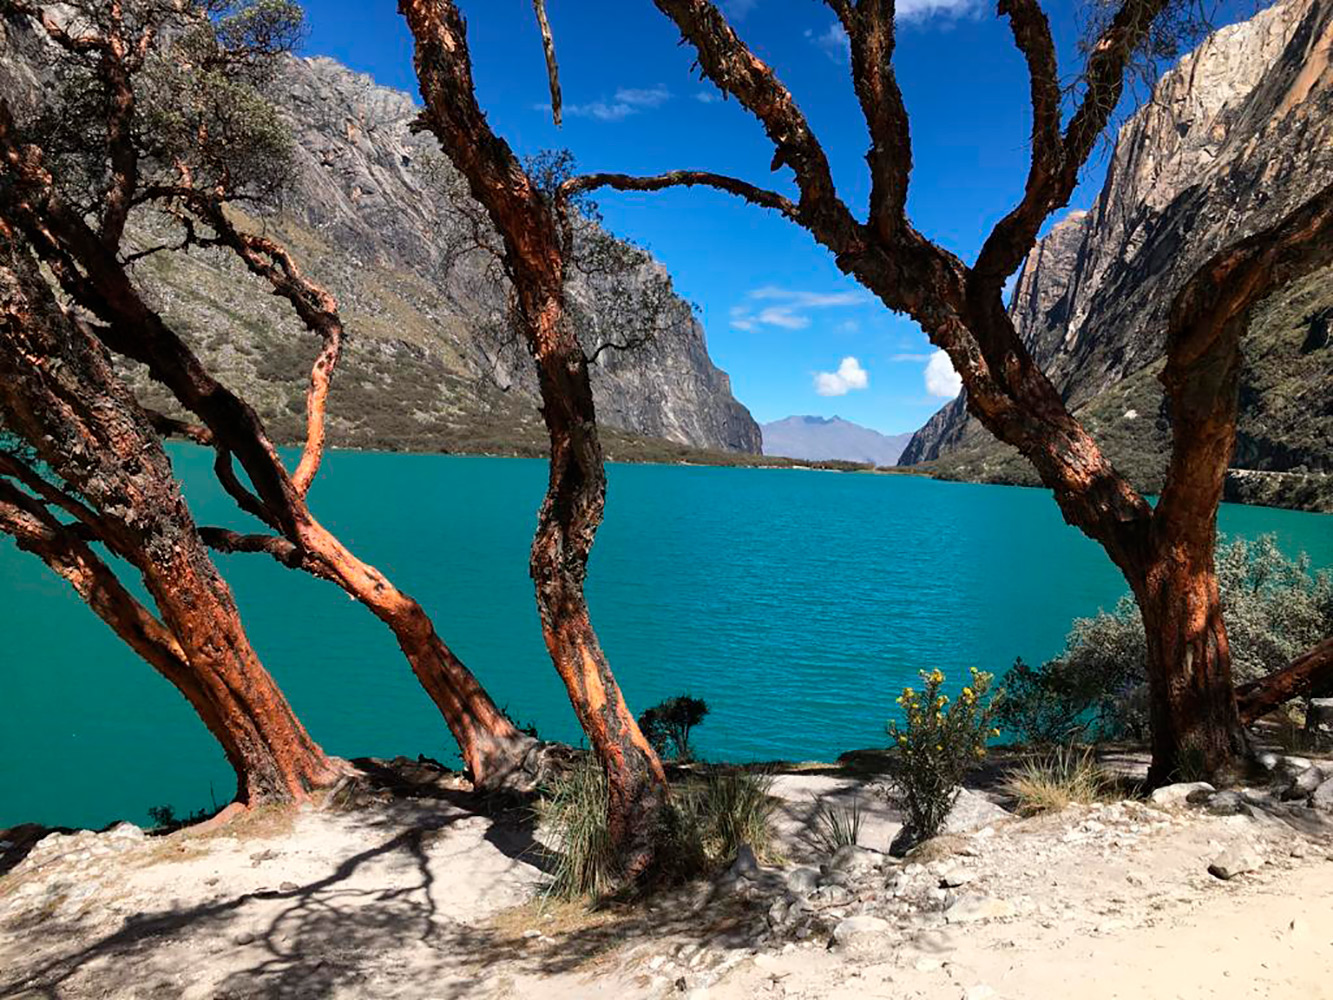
<box><xmin>1001</xmin><ymin>745</ymin><xmax>1114</xmax><ymax>816</ymax></box>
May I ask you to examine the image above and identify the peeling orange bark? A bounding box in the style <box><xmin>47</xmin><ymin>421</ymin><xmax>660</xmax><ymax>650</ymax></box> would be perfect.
<box><xmin>0</xmin><ymin>232</ymin><xmax>340</xmax><ymax>805</ymax></box>
<box><xmin>401</xmin><ymin>0</ymin><xmax>667</xmax><ymax>869</ymax></box>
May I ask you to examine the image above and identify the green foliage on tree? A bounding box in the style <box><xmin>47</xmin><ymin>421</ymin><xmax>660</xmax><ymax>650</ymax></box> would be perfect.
<box><xmin>637</xmin><ymin>695</ymin><xmax>709</xmax><ymax>761</ymax></box>
<box><xmin>997</xmin><ymin>535</ymin><xmax>1333</xmax><ymax>743</ymax></box>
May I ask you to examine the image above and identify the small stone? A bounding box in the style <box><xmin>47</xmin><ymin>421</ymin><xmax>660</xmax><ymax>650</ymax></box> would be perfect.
<box><xmin>522</xmin><ymin>929</ymin><xmax>541</xmax><ymax>939</ymax></box>
<box><xmin>1311</xmin><ymin>780</ymin><xmax>1333</xmax><ymax>813</ymax></box>
<box><xmin>729</xmin><ymin>844</ymin><xmax>760</xmax><ymax>880</ymax></box>
<box><xmin>1208</xmin><ymin>846</ymin><xmax>1262</xmax><ymax>880</ymax></box>
<box><xmin>964</xmin><ymin>986</ymin><xmax>996</xmax><ymax>1000</ymax></box>
<box><xmin>1203</xmin><ymin>791</ymin><xmax>1248</xmax><ymax>816</ymax></box>
<box><xmin>279</xmin><ymin>881</ymin><xmax>298</xmax><ymax>892</ymax></box>
<box><xmin>786</xmin><ymin>867</ymin><xmax>820</xmax><ymax>896</ymax></box>
<box><xmin>946</xmin><ymin>894</ymin><xmax>1013</xmax><ymax>924</ymax></box>
<box><xmin>832</xmin><ymin>914</ymin><xmax>890</xmax><ymax>950</ymax></box>
<box><xmin>939</xmin><ymin>869</ymin><xmax>975</xmax><ymax>888</ymax></box>
<box><xmin>828</xmin><ymin>844</ymin><xmax>884</xmax><ymax>875</ymax></box>
<box><xmin>915</xmin><ymin>957</ymin><xmax>943</xmax><ymax>972</ymax></box>
<box><xmin>1149</xmin><ymin>782</ymin><xmax>1214</xmax><ymax>808</ymax></box>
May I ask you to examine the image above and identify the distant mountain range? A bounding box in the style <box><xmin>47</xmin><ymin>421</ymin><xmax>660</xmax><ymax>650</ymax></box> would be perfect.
<box><xmin>761</xmin><ymin>416</ymin><xmax>912</xmax><ymax>467</ymax></box>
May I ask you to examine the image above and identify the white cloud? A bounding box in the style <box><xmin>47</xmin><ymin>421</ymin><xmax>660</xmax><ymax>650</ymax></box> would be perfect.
<box><xmin>566</xmin><ymin>85</ymin><xmax>671</xmax><ymax>122</ymax></box>
<box><xmin>924</xmin><ymin>350</ymin><xmax>962</xmax><ymax>398</ymax></box>
<box><xmin>807</xmin><ymin>0</ymin><xmax>981</xmax><ymax>62</ymax></box>
<box><xmin>897</xmin><ymin>0</ymin><xmax>982</xmax><ymax>20</ymax></box>
<box><xmin>721</xmin><ymin>0</ymin><xmax>759</xmax><ymax>18</ymax></box>
<box><xmin>729</xmin><ymin>286</ymin><xmax>869</xmax><ymax>332</ymax></box>
<box><xmin>814</xmin><ymin>356</ymin><xmax>869</xmax><ymax>397</ymax></box>
<box><xmin>695</xmin><ymin>91</ymin><xmax>721</xmax><ymax>104</ymax></box>
<box><xmin>806</xmin><ymin>22</ymin><xmax>850</xmax><ymax>63</ymax></box>
<box><xmin>890</xmin><ymin>352</ymin><xmax>934</xmax><ymax>362</ymax></box>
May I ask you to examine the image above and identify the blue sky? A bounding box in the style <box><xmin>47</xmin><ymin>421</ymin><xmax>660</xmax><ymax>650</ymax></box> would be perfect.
<box><xmin>295</xmin><ymin>0</ymin><xmax>1213</xmax><ymax>436</ymax></box>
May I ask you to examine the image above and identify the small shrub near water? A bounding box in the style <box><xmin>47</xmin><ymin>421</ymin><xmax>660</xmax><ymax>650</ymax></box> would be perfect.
<box><xmin>883</xmin><ymin>668</ymin><xmax>998</xmax><ymax>850</ymax></box>
<box><xmin>1001</xmin><ymin>745</ymin><xmax>1114</xmax><ymax>815</ymax></box>
<box><xmin>638</xmin><ymin>695</ymin><xmax>709</xmax><ymax>761</ymax></box>
<box><xmin>537</xmin><ymin>761</ymin><xmax>776</xmax><ymax>899</ymax></box>
<box><xmin>997</xmin><ymin>535</ymin><xmax>1333</xmax><ymax>745</ymax></box>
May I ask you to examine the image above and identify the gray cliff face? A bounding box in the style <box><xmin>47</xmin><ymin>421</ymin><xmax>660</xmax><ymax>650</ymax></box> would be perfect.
<box><xmin>901</xmin><ymin>0</ymin><xmax>1333</xmax><ymax>480</ymax></box>
<box><xmin>0</xmin><ymin>32</ymin><xmax>761</xmax><ymax>455</ymax></box>
<box><xmin>761</xmin><ymin>416</ymin><xmax>912</xmax><ymax>466</ymax></box>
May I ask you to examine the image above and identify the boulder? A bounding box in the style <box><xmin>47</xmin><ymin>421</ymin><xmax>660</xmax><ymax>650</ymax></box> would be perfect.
<box><xmin>831</xmin><ymin>915</ymin><xmax>891</xmax><ymax>952</ymax></box>
<box><xmin>1312</xmin><ymin>778</ymin><xmax>1333</xmax><ymax>813</ymax></box>
<box><xmin>1208</xmin><ymin>845</ymin><xmax>1262</xmax><ymax>880</ymax></box>
<box><xmin>1149</xmin><ymin>782</ymin><xmax>1214</xmax><ymax>808</ymax></box>
<box><xmin>786</xmin><ymin>867</ymin><xmax>820</xmax><ymax>896</ymax></box>
<box><xmin>1203</xmin><ymin>790</ymin><xmax>1249</xmax><ymax>816</ymax></box>
<box><xmin>826</xmin><ymin>844</ymin><xmax>883</xmax><ymax>875</ymax></box>
<box><xmin>943</xmin><ymin>789</ymin><xmax>1012</xmax><ymax>835</ymax></box>
<box><xmin>1306</xmin><ymin>698</ymin><xmax>1333</xmax><ymax>737</ymax></box>
<box><xmin>728</xmin><ymin>844</ymin><xmax>760</xmax><ymax>880</ymax></box>
<box><xmin>946</xmin><ymin>893</ymin><xmax>1014</xmax><ymax>924</ymax></box>
<box><xmin>1285</xmin><ymin>765</ymin><xmax>1328</xmax><ymax>800</ymax></box>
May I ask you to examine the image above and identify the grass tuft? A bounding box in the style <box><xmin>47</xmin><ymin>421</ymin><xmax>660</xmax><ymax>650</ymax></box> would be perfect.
<box><xmin>1001</xmin><ymin>745</ymin><xmax>1114</xmax><ymax>816</ymax></box>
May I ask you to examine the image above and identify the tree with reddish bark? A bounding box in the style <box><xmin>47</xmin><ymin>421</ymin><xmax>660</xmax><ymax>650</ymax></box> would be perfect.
<box><xmin>556</xmin><ymin>0</ymin><xmax>1333</xmax><ymax>784</ymax></box>
<box><xmin>0</xmin><ymin>223</ymin><xmax>342</xmax><ymax>808</ymax></box>
<box><xmin>399</xmin><ymin>0</ymin><xmax>668</xmax><ymax>873</ymax></box>
<box><xmin>0</xmin><ymin>0</ymin><xmax>539</xmax><ymax>789</ymax></box>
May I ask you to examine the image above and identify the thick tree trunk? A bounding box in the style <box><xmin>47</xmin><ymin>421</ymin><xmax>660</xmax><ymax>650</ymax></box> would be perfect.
<box><xmin>400</xmin><ymin>0</ymin><xmax>668</xmax><ymax>872</ymax></box>
<box><xmin>1236</xmin><ymin>638</ymin><xmax>1333</xmax><ymax>724</ymax></box>
<box><xmin>530</xmin><ymin>303</ymin><xmax>668</xmax><ymax>873</ymax></box>
<box><xmin>1129</xmin><ymin>548</ymin><xmax>1247</xmax><ymax>786</ymax></box>
<box><xmin>0</xmin><ymin>231</ymin><xmax>341</xmax><ymax>806</ymax></box>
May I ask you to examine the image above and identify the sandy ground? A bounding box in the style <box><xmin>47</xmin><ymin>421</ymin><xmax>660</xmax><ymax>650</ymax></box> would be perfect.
<box><xmin>1</xmin><ymin>758</ymin><xmax>1331</xmax><ymax>1000</ymax></box>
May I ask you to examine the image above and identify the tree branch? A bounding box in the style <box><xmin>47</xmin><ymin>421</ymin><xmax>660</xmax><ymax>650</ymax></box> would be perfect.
<box><xmin>1155</xmin><ymin>181</ymin><xmax>1333</xmax><ymax>543</ymax></box>
<box><xmin>840</xmin><ymin>0</ymin><xmax>913</xmax><ymax>241</ymax></box>
<box><xmin>144</xmin><ymin>408</ymin><xmax>215</xmax><ymax>446</ymax></box>
<box><xmin>1236</xmin><ymin>637</ymin><xmax>1333</xmax><ymax>724</ymax></box>
<box><xmin>199</xmin><ymin>526</ymin><xmax>305</xmax><ymax>568</ymax></box>
<box><xmin>531</xmin><ymin>0</ymin><xmax>562</xmax><ymax>126</ymax></box>
<box><xmin>561</xmin><ymin>170</ymin><xmax>799</xmax><ymax>221</ymax></box>
<box><xmin>649</xmin><ymin>0</ymin><xmax>862</xmax><ymax>248</ymax></box>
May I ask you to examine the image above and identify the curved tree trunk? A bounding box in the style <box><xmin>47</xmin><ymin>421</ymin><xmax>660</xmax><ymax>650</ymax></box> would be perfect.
<box><xmin>0</xmin><ymin>97</ymin><xmax>535</xmax><ymax>791</ymax></box>
<box><xmin>0</xmin><ymin>232</ymin><xmax>340</xmax><ymax>805</ymax></box>
<box><xmin>529</xmin><ymin>299</ymin><xmax>668</xmax><ymax>874</ymax></box>
<box><xmin>400</xmin><ymin>0</ymin><xmax>669</xmax><ymax>872</ymax></box>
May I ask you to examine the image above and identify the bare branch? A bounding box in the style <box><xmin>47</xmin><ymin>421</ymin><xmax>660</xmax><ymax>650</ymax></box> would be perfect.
<box><xmin>650</xmin><ymin>0</ymin><xmax>862</xmax><ymax>247</ymax></box>
<box><xmin>144</xmin><ymin>407</ymin><xmax>215</xmax><ymax>446</ymax></box>
<box><xmin>199</xmin><ymin>526</ymin><xmax>304</xmax><ymax>568</ymax></box>
<box><xmin>840</xmin><ymin>0</ymin><xmax>913</xmax><ymax>240</ymax></box>
<box><xmin>562</xmin><ymin>170</ymin><xmax>799</xmax><ymax>221</ymax></box>
<box><xmin>531</xmin><ymin>0</ymin><xmax>562</xmax><ymax>127</ymax></box>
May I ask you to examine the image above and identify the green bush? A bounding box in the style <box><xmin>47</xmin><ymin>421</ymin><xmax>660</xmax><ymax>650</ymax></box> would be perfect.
<box><xmin>883</xmin><ymin>668</ymin><xmax>998</xmax><ymax>850</ymax></box>
<box><xmin>998</xmin><ymin>535</ymin><xmax>1333</xmax><ymax>744</ymax></box>
<box><xmin>638</xmin><ymin>695</ymin><xmax>709</xmax><ymax>761</ymax></box>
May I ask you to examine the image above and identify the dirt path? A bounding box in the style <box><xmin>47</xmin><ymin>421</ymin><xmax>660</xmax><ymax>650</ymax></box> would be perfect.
<box><xmin>2</xmin><ymin>761</ymin><xmax>1330</xmax><ymax>999</ymax></box>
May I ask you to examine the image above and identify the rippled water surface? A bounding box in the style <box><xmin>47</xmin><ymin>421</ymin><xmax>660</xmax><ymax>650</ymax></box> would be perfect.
<box><xmin>3</xmin><ymin>449</ymin><xmax>1330</xmax><ymax>828</ymax></box>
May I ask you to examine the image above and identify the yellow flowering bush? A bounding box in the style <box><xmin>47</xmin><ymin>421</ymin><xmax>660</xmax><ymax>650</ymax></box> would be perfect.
<box><xmin>884</xmin><ymin>667</ymin><xmax>998</xmax><ymax>850</ymax></box>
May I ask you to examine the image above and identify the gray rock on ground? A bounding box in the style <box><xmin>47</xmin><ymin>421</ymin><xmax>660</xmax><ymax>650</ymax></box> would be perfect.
<box><xmin>1150</xmin><ymin>782</ymin><xmax>1215</xmax><ymax>808</ymax></box>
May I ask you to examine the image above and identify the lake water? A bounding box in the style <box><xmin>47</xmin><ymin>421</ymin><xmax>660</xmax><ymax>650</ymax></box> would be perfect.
<box><xmin>3</xmin><ymin>449</ymin><xmax>1330</xmax><ymax>830</ymax></box>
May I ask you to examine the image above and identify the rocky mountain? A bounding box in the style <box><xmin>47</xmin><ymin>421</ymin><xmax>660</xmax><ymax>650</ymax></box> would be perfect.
<box><xmin>900</xmin><ymin>0</ymin><xmax>1333</xmax><ymax>509</ymax></box>
<box><xmin>761</xmin><ymin>416</ymin><xmax>912</xmax><ymax>466</ymax></box>
<box><xmin>0</xmin><ymin>24</ymin><xmax>761</xmax><ymax>457</ymax></box>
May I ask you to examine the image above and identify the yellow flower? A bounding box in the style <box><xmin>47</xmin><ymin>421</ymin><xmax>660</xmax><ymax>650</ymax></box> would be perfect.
<box><xmin>961</xmin><ymin>686</ymin><xmax>973</xmax><ymax>699</ymax></box>
<box><xmin>929</xmin><ymin>669</ymin><xmax>945</xmax><ymax>684</ymax></box>
<box><xmin>935</xmin><ymin>744</ymin><xmax>943</xmax><ymax>751</ymax></box>
<box><xmin>991</xmin><ymin>728</ymin><xmax>1001</xmax><ymax>737</ymax></box>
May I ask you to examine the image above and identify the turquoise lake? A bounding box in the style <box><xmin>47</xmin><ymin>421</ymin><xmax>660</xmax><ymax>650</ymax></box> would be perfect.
<box><xmin>2</xmin><ymin>449</ymin><xmax>1330</xmax><ymax>830</ymax></box>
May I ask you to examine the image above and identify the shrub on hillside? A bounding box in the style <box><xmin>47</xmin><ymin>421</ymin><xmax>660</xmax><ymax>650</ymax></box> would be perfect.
<box><xmin>997</xmin><ymin>535</ymin><xmax>1333</xmax><ymax>744</ymax></box>
<box><xmin>882</xmin><ymin>668</ymin><xmax>998</xmax><ymax>853</ymax></box>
